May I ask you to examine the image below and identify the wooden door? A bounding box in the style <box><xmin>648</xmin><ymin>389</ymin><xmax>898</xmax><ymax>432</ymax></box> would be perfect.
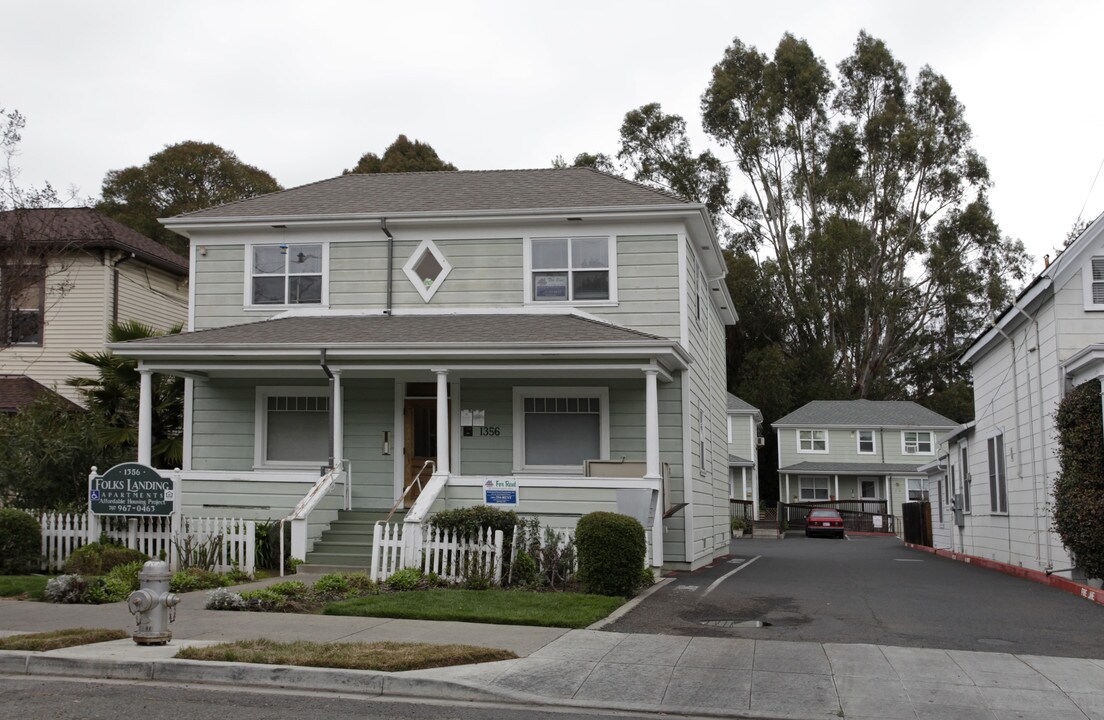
<box><xmin>404</xmin><ymin>398</ymin><xmax>441</xmax><ymax>508</ymax></box>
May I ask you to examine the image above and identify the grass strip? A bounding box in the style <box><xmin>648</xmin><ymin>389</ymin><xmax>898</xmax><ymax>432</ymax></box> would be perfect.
<box><xmin>323</xmin><ymin>588</ymin><xmax>624</xmax><ymax>628</ymax></box>
<box><xmin>0</xmin><ymin>575</ymin><xmax>49</xmax><ymax>600</ymax></box>
<box><xmin>0</xmin><ymin>627</ymin><xmax>129</xmax><ymax>651</ymax></box>
<box><xmin>175</xmin><ymin>639</ymin><xmax>516</xmax><ymax>672</ymax></box>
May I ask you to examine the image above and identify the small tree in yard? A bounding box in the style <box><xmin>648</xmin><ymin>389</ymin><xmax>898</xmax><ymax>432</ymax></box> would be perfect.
<box><xmin>1053</xmin><ymin>378</ymin><xmax>1104</xmax><ymax>580</ymax></box>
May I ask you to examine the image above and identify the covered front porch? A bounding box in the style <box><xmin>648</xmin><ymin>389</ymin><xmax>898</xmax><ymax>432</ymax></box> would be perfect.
<box><xmin>116</xmin><ymin>313</ymin><xmax>689</xmax><ymax>567</ymax></box>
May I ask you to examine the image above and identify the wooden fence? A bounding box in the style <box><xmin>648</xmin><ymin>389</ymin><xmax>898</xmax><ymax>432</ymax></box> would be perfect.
<box><xmin>35</xmin><ymin>511</ymin><xmax>255</xmax><ymax>574</ymax></box>
<box><xmin>778</xmin><ymin>500</ymin><xmax>894</xmax><ymax>534</ymax></box>
<box><xmin>370</xmin><ymin>522</ymin><xmax>505</xmax><ymax>584</ymax></box>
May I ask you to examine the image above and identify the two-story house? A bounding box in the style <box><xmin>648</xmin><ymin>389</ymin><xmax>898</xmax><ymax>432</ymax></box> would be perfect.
<box><xmin>113</xmin><ymin>168</ymin><xmax>737</xmax><ymax>570</ymax></box>
<box><xmin>0</xmin><ymin>208</ymin><xmax>188</xmax><ymax>406</ymax></box>
<box><xmin>727</xmin><ymin>392</ymin><xmax>762</xmax><ymax>518</ymax></box>
<box><xmin>773</xmin><ymin>400</ymin><xmax>957</xmax><ymax>523</ymax></box>
<box><xmin>955</xmin><ymin>211</ymin><xmax>1104</xmax><ymax>579</ymax></box>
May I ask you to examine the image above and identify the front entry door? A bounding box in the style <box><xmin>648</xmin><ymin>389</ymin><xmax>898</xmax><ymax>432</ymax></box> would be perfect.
<box><xmin>404</xmin><ymin>398</ymin><xmax>445</xmax><ymax>507</ymax></box>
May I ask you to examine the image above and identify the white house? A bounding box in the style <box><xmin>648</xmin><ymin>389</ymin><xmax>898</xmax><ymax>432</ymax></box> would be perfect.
<box><xmin>726</xmin><ymin>392</ymin><xmax>762</xmax><ymax>518</ymax></box>
<box><xmin>956</xmin><ymin>211</ymin><xmax>1104</xmax><ymax>579</ymax></box>
<box><xmin>113</xmin><ymin>168</ymin><xmax>738</xmax><ymax>571</ymax></box>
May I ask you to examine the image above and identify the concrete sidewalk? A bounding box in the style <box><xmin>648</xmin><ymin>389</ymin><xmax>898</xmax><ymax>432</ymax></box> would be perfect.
<box><xmin>3</xmin><ymin>585</ymin><xmax>1104</xmax><ymax>719</ymax></box>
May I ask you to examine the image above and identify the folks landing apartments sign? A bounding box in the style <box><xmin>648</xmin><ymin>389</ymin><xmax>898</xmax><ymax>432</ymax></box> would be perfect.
<box><xmin>89</xmin><ymin>462</ymin><xmax>175</xmax><ymax>516</ymax></box>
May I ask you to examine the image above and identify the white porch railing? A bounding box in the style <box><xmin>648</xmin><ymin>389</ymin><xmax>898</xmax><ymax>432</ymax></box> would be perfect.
<box><xmin>35</xmin><ymin>511</ymin><xmax>255</xmax><ymax>574</ymax></box>
<box><xmin>279</xmin><ymin>460</ymin><xmax>350</xmax><ymax>575</ymax></box>
<box><xmin>369</xmin><ymin>521</ymin><xmax>505</xmax><ymax>583</ymax></box>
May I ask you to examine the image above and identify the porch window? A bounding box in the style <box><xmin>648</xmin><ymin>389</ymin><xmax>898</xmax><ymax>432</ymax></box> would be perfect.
<box><xmin>902</xmin><ymin>431</ymin><xmax>933</xmax><ymax>454</ymax></box>
<box><xmin>1</xmin><ymin>264</ymin><xmax>44</xmax><ymax>346</ymax></box>
<box><xmin>256</xmin><ymin>388</ymin><xmax>329</xmax><ymax>466</ymax></box>
<box><xmin>987</xmin><ymin>434</ymin><xmax>1007</xmax><ymax>513</ymax></box>
<box><xmin>249</xmin><ymin>243</ymin><xmax>324</xmax><ymax>305</ymax></box>
<box><xmin>907</xmin><ymin>478</ymin><xmax>928</xmax><ymax>501</ymax></box>
<box><xmin>859</xmin><ymin>477</ymin><xmax>878</xmax><ymax>500</ymax></box>
<box><xmin>798</xmin><ymin>476</ymin><xmax>829</xmax><ymax>500</ymax></box>
<box><xmin>857</xmin><ymin>429</ymin><xmax>876</xmax><ymax>454</ymax></box>
<box><xmin>512</xmin><ymin>387</ymin><xmax>609</xmax><ymax>472</ymax></box>
<box><xmin>526</xmin><ymin>236</ymin><xmax>613</xmax><ymax>303</ymax></box>
<box><xmin>797</xmin><ymin>429</ymin><xmax>827</xmax><ymax>453</ymax></box>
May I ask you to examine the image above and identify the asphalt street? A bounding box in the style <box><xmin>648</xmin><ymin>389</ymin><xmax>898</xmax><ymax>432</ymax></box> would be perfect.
<box><xmin>609</xmin><ymin>535</ymin><xmax>1104</xmax><ymax>657</ymax></box>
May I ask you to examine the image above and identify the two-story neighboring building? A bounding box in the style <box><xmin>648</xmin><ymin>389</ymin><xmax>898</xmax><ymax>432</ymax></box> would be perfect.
<box><xmin>0</xmin><ymin>208</ymin><xmax>188</xmax><ymax>405</ymax></box>
<box><xmin>956</xmin><ymin>211</ymin><xmax>1104</xmax><ymax>579</ymax></box>
<box><xmin>773</xmin><ymin>400</ymin><xmax>957</xmax><ymax>523</ymax></box>
<box><xmin>726</xmin><ymin>392</ymin><xmax>762</xmax><ymax>518</ymax></box>
<box><xmin>113</xmin><ymin>168</ymin><xmax>737</xmax><ymax>570</ymax></box>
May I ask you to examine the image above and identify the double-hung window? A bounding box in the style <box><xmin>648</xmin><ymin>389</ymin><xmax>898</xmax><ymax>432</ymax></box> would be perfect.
<box><xmin>1084</xmin><ymin>257</ymin><xmax>1104</xmax><ymax>309</ymax></box>
<box><xmin>857</xmin><ymin>429</ymin><xmax>876</xmax><ymax>454</ymax></box>
<box><xmin>255</xmin><ymin>388</ymin><xmax>330</xmax><ymax>467</ymax></box>
<box><xmin>961</xmin><ymin>444</ymin><xmax>972</xmax><ymax>512</ymax></box>
<box><xmin>513</xmin><ymin>387</ymin><xmax>609</xmax><ymax>472</ymax></box>
<box><xmin>798</xmin><ymin>476</ymin><xmax>829</xmax><ymax>500</ymax></box>
<box><xmin>798</xmin><ymin>429</ymin><xmax>827</xmax><ymax>452</ymax></box>
<box><xmin>987</xmin><ymin>434</ymin><xmax>1007</xmax><ymax>513</ymax></box>
<box><xmin>1</xmin><ymin>264</ymin><xmax>44</xmax><ymax>346</ymax></box>
<box><xmin>250</xmin><ymin>244</ymin><xmax>324</xmax><ymax>306</ymax></box>
<box><xmin>907</xmin><ymin>478</ymin><xmax>928</xmax><ymax>501</ymax></box>
<box><xmin>902</xmin><ymin>431</ymin><xmax>933</xmax><ymax>454</ymax></box>
<box><xmin>528</xmin><ymin>237</ymin><xmax>612</xmax><ymax>303</ymax></box>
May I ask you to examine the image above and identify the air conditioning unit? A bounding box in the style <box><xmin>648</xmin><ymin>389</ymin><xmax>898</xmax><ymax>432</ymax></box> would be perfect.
<box><xmin>756</xmin><ymin>436</ymin><xmax>765</xmax><ymax>447</ymax></box>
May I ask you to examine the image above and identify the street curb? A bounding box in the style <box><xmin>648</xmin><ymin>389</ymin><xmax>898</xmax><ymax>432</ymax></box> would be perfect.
<box><xmin>585</xmin><ymin>576</ymin><xmax>674</xmax><ymax>630</ymax></box>
<box><xmin>904</xmin><ymin>543</ymin><xmax>1104</xmax><ymax>607</ymax></box>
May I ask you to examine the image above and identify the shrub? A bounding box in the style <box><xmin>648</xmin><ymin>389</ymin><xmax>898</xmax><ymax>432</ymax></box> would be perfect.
<box><xmin>206</xmin><ymin>587</ymin><xmax>245</xmax><ymax>611</ymax></box>
<box><xmin>510</xmin><ymin>550</ymin><xmax>538</xmax><ymax>587</ymax></box>
<box><xmin>429</xmin><ymin>506</ymin><xmax>518</xmax><ymax>562</ymax></box>
<box><xmin>640</xmin><ymin>567</ymin><xmax>656</xmax><ymax>588</ymax></box>
<box><xmin>170</xmin><ymin>568</ymin><xmax>226</xmax><ymax>593</ymax></box>
<box><xmin>385</xmin><ymin>567</ymin><xmax>424</xmax><ymax>591</ymax></box>
<box><xmin>102</xmin><ymin>561</ymin><xmax>144</xmax><ymax>602</ymax></box>
<box><xmin>513</xmin><ymin>519</ymin><xmax>576</xmax><ymax>589</ymax></box>
<box><xmin>266</xmin><ymin>580</ymin><xmax>312</xmax><ymax>599</ymax></box>
<box><xmin>342</xmin><ymin>572</ymin><xmax>378</xmax><ymax>595</ymax></box>
<box><xmin>313</xmin><ymin>573</ymin><xmax>351</xmax><ymax>599</ymax></box>
<box><xmin>1054</xmin><ymin>379</ymin><xmax>1104</xmax><ymax>580</ymax></box>
<box><xmin>45</xmin><ymin>574</ymin><xmax>91</xmax><ymax>603</ymax></box>
<box><xmin>64</xmin><ymin>542</ymin><xmax>147</xmax><ymax>576</ymax></box>
<box><xmin>575</xmin><ymin>512</ymin><xmax>646</xmax><ymax>597</ymax></box>
<box><xmin>0</xmin><ymin>508</ymin><xmax>41</xmax><ymax>574</ymax></box>
<box><xmin>224</xmin><ymin>567</ymin><xmax>253</xmax><ymax>585</ymax></box>
<box><xmin>240</xmin><ymin>588</ymin><xmax>287</xmax><ymax>611</ymax></box>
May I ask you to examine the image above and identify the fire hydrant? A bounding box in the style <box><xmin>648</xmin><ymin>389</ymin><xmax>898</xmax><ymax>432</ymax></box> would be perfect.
<box><xmin>127</xmin><ymin>560</ymin><xmax>181</xmax><ymax>645</ymax></box>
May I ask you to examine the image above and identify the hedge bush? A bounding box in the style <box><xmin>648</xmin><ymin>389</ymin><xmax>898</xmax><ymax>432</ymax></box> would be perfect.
<box><xmin>64</xmin><ymin>542</ymin><xmax>148</xmax><ymax>576</ymax></box>
<box><xmin>0</xmin><ymin>508</ymin><xmax>41</xmax><ymax>574</ymax></box>
<box><xmin>429</xmin><ymin>506</ymin><xmax>518</xmax><ymax>545</ymax></box>
<box><xmin>102</xmin><ymin>561</ymin><xmax>144</xmax><ymax>602</ymax></box>
<box><xmin>1054</xmin><ymin>379</ymin><xmax>1104</xmax><ymax>580</ymax></box>
<box><xmin>575</xmin><ymin>512</ymin><xmax>646</xmax><ymax>597</ymax></box>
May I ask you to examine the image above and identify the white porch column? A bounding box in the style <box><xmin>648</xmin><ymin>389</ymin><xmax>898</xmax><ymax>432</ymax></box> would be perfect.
<box><xmin>785</xmin><ymin>474</ymin><xmax>790</xmax><ymax>502</ymax></box>
<box><xmin>884</xmin><ymin>476</ymin><xmax>891</xmax><ymax>506</ymax></box>
<box><xmin>741</xmin><ymin>467</ymin><xmax>747</xmax><ymax>501</ymax></box>
<box><xmin>332</xmin><ymin>370</ymin><xmax>343</xmax><ymax>467</ymax></box>
<box><xmin>834</xmin><ymin>474</ymin><xmax>839</xmax><ymax>501</ymax></box>
<box><xmin>137</xmin><ymin>368</ymin><xmax>153</xmax><ymax>466</ymax></box>
<box><xmin>643</xmin><ymin>368</ymin><xmax>663</xmax><ymax>567</ymax></box>
<box><xmin>434</xmin><ymin>369</ymin><xmax>450</xmax><ymax>475</ymax></box>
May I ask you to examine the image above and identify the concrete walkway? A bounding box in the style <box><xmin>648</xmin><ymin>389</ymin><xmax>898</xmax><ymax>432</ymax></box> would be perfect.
<box><xmin>2</xmin><ymin>584</ymin><xmax>1103</xmax><ymax>719</ymax></box>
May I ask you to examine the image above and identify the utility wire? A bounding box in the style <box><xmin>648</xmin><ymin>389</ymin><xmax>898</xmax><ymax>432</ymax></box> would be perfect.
<box><xmin>1077</xmin><ymin>155</ymin><xmax>1104</xmax><ymax>225</ymax></box>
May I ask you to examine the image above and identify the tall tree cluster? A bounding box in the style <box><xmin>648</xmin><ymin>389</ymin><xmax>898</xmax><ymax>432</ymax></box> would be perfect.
<box><xmin>345</xmin><ymin>134</ymin><xmax>457</xmax><ymax>174</ymax></box>
<box><xmin>571</xmin><ymin>31</ymin><xmax>1029</xmax><ymax>423</ymax></box>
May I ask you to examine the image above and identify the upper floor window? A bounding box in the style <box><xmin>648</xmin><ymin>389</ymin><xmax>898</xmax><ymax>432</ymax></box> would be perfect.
<box><xmin>250</xmin><ymin>244</ymin><xmax>324</xmax><ymax>306</ymax></box>
<box><xmin>526</xmin><ymin>236</ymin><xmax>613</xmax><ymax>303</ymax></box>
<box><xmin>1</xmin><ymin>264</ymin><xmax>44</xmax><ymax>346</ymax></box>
<box><xmin>960</xmin><ymin>444</ymin><xmax>972</xmax><ymax>513</ymax></box>
<box><xmin>857</xmin><ymin>429</ymin><xmax>876</xmax><ymax>454</ymax></box>
<box><xmin>1084</xmin><ymin>256</ymin><xmax>1104</xmax><ymax>309</ymax></box>
<box><xmin>987</xmin><ymin>434</ymin><xmax>1007</xmax><ymax>513</ymax></box>
<box><xmin>798</xmin><ymin>429</ymin><xmax>827</xmax><ymax>453</ymax></box>
<box><xmin>902</xmin><ymin>430</ymin><xmax>933</xmax><ymax>454</ymax></box>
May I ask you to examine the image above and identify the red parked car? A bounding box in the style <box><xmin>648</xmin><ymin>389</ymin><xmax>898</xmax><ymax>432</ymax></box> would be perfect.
<box><xmin>805</xmin><ymin>508</ymin><xmax>845</xmax><ymax>538</ymax></box>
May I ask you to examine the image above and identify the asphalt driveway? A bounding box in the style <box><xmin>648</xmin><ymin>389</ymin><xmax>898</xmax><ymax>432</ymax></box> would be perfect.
<box><xmin>609</xmin><ymin>535</ymin><xmax>1104</xmax><ymax>658</ymax></box>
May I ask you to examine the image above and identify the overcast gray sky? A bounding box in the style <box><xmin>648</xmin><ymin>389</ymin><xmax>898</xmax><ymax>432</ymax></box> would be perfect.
<box><xmin>4</xmin><ymin>0</ymin><xmax>1102</xmax><ymax>272</ymax></box>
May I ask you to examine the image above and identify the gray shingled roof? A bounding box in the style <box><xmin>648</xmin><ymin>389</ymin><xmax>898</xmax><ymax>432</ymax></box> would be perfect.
<box><xmin>727</xmin><ymin>393</ymin><xmax>758</xmax><ymax>413</ymax></box>
<box><xmin>778</xmin><ymin>461</ymin><xmax>927</xmax><ymax>475</ymax></box>
<box><xmin>171</xmin><ymin>168</ymin><xmax>693</xmax><ymax>221</ymax></box>
<box><xmin>728</xmin><ymin>455</ymin><xmax>755</xmax><ymax>467</ymax></box>
<box><xmin>772</xmin><ymin>400</ymin><xmax>956</xmax><ymax>428</ymax></box>
<box><xmin>115</xmin><ymin>314</ymin><xmax>665</xmax><ymax>348</ymax></box>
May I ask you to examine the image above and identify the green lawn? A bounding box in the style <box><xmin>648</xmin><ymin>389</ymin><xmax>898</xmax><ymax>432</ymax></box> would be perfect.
<box><xmin>323</xmin><ymin>589</ymin><xmax>624</xmax><ymax>628</ymax></box>
<box><xmin>0</xmin><ymin>575</ymin><xmax>49</xmax><ymax>600</ymax></box>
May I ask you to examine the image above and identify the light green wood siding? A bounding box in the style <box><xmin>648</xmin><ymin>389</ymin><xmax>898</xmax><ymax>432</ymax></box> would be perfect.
<box><xmin>192</xmin><ymin>244</ymin><xmax>249</xmax><ymax>330</ymax></box>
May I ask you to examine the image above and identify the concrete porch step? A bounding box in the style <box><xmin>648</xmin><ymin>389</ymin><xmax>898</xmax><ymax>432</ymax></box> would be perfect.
<box><xmin>302</xmin><ymin>551</ymin><xmax>374</xmax><ymax>566</ymax></box>
<box><xmin>295</xmin><ymin>562</ymin><xmax>371</xmax><ymax>575</ymax></box>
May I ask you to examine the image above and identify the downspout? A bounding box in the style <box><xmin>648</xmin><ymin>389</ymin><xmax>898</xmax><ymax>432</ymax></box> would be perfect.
<box><xmin>111</xmin><ymin>253</ymin><xmax>136</xmax><ymax>326</ymax></box>
<box><xmin>381</xmin><ymin>219</ymin><xmax>394</xmax><ymax>315</ymax></box>
<box><xmin>320</xmin><ymin>349</ymin><xmax>334</xmax><ymax>469</ymax></box>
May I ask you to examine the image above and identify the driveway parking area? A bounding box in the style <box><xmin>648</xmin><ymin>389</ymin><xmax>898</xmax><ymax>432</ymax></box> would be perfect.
<box><xmin>609</xmin><ymin>535</ymin><xmax>1104</xmax><ymax>658</ymax></box>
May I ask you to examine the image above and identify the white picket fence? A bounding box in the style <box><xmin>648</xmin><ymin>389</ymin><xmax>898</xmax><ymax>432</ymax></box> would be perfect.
<box><xmin>370</xmin><ymin>522</ymin><xmax>505</xmax><ymax>584</ymax></box>
<box><xmin>35</xmin><ymin>511</ymin><xmax>255</xmax><ymax>575</ymax></box>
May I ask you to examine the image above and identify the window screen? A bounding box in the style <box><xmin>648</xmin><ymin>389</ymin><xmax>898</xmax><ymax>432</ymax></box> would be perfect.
<box><xmin>266</xmin><ymin>395</ymin><xmax>329</xmax><ymax>462</ymax></box>
<box><xmin>523</xmin><ymin>396</ymin><xmax>600</xmax><ymax>466</ymax></box>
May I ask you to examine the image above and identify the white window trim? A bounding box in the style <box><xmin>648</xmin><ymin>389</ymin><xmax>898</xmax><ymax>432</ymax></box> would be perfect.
<box><xmin>856</xmin><ymin>429</ymin><xmax>876</xmax><ymax>455</ymax></box>
<box><xmin>797</xmin><ymin>429</ymin><xmax>829</xmax><ymax>454</ymax></box>
<box><xmin>901</xmin><ymin>430</ymin><xmax>934</xmax><ymax>455</ymax></box>
<box><xmin>511</xmin><ymin>386</ymin><xmax>609</xmax><ymax>473</ymax></box>
<box><xmin>798</xmin><ymin>475</ymin><xmax>830</xmax><ymax>500</ymax></box>
<box><xmin>254</xmin><ymin>386</ymin><xmax>330</xmax><ymax>469</ymax></box>
<box><xmin>402</xmin><ymin>238</ymin><xmax>452</xmax><ymax>302</ymax></box>
<box><xmin>858</xmin><ymin>476</ymin><xmax>879</xmax><ymax>500</ymax></box>
<box><xmin>907</xmin><ymin>477</ymin><xmax>928</xmax><ymax>501</ymax></box>
<box><xmin>987</xmin><ymin>433</ymin><xmax>1008</xmax><ymax>514</ymax></box>
<box><xmin>243</xmin><ymin>241</ymin><xmax>330</xmax><ymax>310</ymax></box>
<box><xmin>522</xmin><ymin>235</ymin><xmax>618</xmax><ymax>306</ymax></box>
<box><xmin>1083</xmin><ymin>255</ymin><xmax>1104</xmax><ymax>310</ymax></box>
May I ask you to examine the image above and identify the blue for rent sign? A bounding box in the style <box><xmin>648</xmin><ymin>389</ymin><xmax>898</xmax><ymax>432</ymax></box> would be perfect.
<box><xmin>483</xmin><ymin>478</ymin><xmax>518</xmax><ymax>507</ymax></box>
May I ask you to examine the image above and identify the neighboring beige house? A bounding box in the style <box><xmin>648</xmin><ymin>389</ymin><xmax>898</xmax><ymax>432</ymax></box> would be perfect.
<box><xmin>0</xmin><ymin>208</ymin><xmax>188</xmax><ymax>406</ymax></box>
<box><xmin>726</xmin><ymin>392</ymin><xmax>762</xmax><ymax>517</ymax></box>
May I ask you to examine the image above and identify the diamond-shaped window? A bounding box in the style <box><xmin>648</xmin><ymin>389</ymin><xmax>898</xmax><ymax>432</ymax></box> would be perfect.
<box><xmin>402</xmin><ymin>239</ymin><xmax>452</xmax><ymax>302</ymax></box>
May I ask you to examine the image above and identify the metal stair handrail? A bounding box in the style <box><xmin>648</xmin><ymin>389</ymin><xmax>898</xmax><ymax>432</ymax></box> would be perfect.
<box><xmin>385</xmin><ymin>460</ymin><xmax>434</xmax><ymax>523</ymax></box>
<box><xmin>279</xmin><ymin>460</ymin><xmax>348</xmax><ymax>576</ymax></box>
